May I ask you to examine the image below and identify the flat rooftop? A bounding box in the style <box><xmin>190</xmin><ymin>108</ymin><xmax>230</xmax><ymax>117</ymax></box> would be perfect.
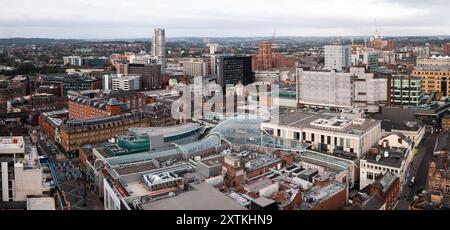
<box><xmin>26</xmin><ymin>197</ymin><xmax>56</xmax><ymax>210</ymax></box>
<box><xmin>362</xmin><ymin>147</ymin><xmax>407</xmax><ymax>168</ymax></box>
<box><xmin>114</xmin><ymin>161</ymin><xmax>157</xmax><ymax>176</ymax></box>
<box><xmin>140</xmin><ymin>183</ymin><xmax>247</xmax><ymax>210</ymax></box>
<box><xmin>0</xmin><ymin>136</ymin><xmax>24</xmax><ymax>154</ymax></box>
<box><xmin>272</xmin><ymin>111</ymin><xmax>380</xmax><ymax>136</ymax></box>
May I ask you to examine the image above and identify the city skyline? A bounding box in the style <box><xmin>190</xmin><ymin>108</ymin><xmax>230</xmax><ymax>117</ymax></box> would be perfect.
<box><xmin>0</xmin><ymin>0</ymin><xmax>450</xmax><ymax>39</ymax></box>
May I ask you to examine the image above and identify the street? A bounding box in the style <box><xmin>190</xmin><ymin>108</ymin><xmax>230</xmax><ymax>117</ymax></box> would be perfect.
<box><xmin>396</xmin><ymin>133</ymin><xmax>439</xmax><ymax>209</ymax></box>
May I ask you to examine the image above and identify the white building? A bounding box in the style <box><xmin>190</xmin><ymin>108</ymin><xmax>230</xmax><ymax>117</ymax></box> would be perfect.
<box><xmin>359</xmin><ymin>133</ymin><xmax>414</xmax><ymax>191</ymax></box>
<box><xmin>296</xmin><ymin>67</ymin><xmax>388</xmax><ymax>113</ymax></box>
<box><xmin>182</xmin><ymin>60</ymin><xmax>208</xmax><ymax>77</ymax></box>
<box><xmin>102</xmin><ymin>74</ymin><xmax>113</xmax><ymax>91</ymax></box>
<box><xmin>324</xmin><ymin>44</ymin><xmax>352</xmax><ymax>71</ymax></box>
<box><xmin>261</xmin><ymin>110</ymin><xmax>382</xmax><ymax>159</ymax></box>
<box><xmin>208</xmin><ymin>43</ymin><xmax>219</xmax><ymax>55</ymax></box>
<box><xmin>112</xmin><ymin>75</ymin><xmax>141</xmax><ymax>91</ymax></box>
<box><xmin>152</xmin><ymin>28</ymin><xmax>166</xmax><ymax>68</ymax></box>
<box><xmin>63</xmin><ymin>56</ymin><xmax>82</xmax><ymax>66</ymax></box>
<box><xmin>1</xmin><ymin>136</ymin><xmax>51</xmax><ymax>202</ymax></box>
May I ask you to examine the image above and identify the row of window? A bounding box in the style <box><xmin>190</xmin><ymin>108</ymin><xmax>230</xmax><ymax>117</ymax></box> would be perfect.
<box><xmin>362</xmin><ymin>163</ymin><xmax>399</xmax><ymax>174</ymax></box>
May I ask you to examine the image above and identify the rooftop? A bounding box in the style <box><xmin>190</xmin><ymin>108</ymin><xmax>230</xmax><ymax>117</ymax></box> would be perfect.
<box><xmin>26</xmin><ymin>197</ymin><xmax>56</xmax><ymax>210</ymax></box>
<box><xmin>0</xmin><ymin>136</ymin><xmax>25</xmax><ymax>154</ymax></box>
<box><xmin>273</xmin><ymin>111</ymin><xmax>380</xmax><ymax>136</ymax></box>
<box><xmin>301</xmin><ymin>181</ymin><xmax>346</xmax><ymax>210</ymax></box>
<box><xmin>362</xmin><ymin>146</ymin><xmax>408</xmax><ymax>168</ymax></box>
<box><xmin>140</xmin><ymin>183</ymin><xmax>247</xmax><ymax>210</ymax></box>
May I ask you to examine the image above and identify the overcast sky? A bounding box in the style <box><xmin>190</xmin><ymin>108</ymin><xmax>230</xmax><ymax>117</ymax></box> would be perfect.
<box><xmin>0</xmin><ymin>0</ymin><xmax>449</xmax><ymax>39</ymax></box>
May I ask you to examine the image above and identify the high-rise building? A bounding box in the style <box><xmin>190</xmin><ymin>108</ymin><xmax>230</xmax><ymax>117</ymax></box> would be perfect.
<box><xmin>257</xmin><ymin>41</ymin><xmax>273</xmax><ymax>70</ymax></box>
<box><xmin>152</xmin><ymin>28</ymin><xmax>166</xmax><ymax>68</ymax></box>
<box><xmin>207</xmin><ymin>43</ymin><xmax>219</xmax><ymax>55</ymax></box>
<box><xmin>116</xmin><ymin>63</ymin><xmax>162</xmax><ymax>90</ymax></box>
<box><xmin>324</xmin><ymin>44</ymin><xmax>352</xmax><ymax>71</ymax></box>
<box><xmin>182</xmin><ymin>60</ymin><xmax>208</xmax><ymax>77</ymax></box>
<box><xmin>217</xmin><ymin>56</ymin><xmax>254</xmax><ymax>90</ymax></box>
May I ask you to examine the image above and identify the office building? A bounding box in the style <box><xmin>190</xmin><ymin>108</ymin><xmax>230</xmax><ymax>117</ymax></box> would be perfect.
<box><xmin>365</xmin><ymin>52</ymin><xmax>379</xmax><ymax>73</ymax></box>
<box><xmin>63</xmin><ymin>56</ymin><xmax>82</xmax><ymax>66</ymax></box>
<box><xmin>152</xmin><ymin>28</ymin><xmax>166</xmax><ymax>68</ymax></box>
<box><xmin>324</xmin><ymin>44</ymin><xmax>352</xmax><ymax>71</ymax></box>
<box><xmin>296</xmin><ymin>67</ymin><xmax>388</xmax><ymax>113</ymax></box>
<box><xmin>116</xmin><ymin>63</ymin><xmax>162</xmax><ymax>90</ymax></box>
<box><xmin>182</xmin><ymin>60</ymin><xmax>208</xmax><ymax>77</ymax></box>
<box><xmin>112</xmin><ymin>75</ymin><xmax>141</xmax><ymax>91</ymax></box>
<box><xmin>411</xmin><ymin>67</ymin><xmax>450</xmax><ymax>97</ymax></box>
<box><xmin>389</xmin><ymin>75</ymin><xmax>423</xmax><ymax>106</ymax></box>
<box><xmin>417</xmin><ymin>56</ymin><xmax>450</xmax><ymax>67</ymax></box>
<box><xmin>217</xmin><ymin>56</ymin><xmax>254</xmax><ymax>89</ymax></box>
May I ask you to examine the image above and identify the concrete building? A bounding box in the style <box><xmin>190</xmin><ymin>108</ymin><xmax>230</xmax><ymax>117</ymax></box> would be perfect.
<box><xmin>389</xmin><ymin>74</ymin><xmax>423</xmax><ymax>106</ymax></box>
<box><xmin>152</xmin><ymin>28</ymin><xmax>166</xmax><ymax>68</ymax></box>
<box><xmin>296</xmin><ymin>67</ymin><xmax>388</xmax><ymax>113</ymax></box>
<box><xmin>261</xmin><ymin>110</ymin><xmax>382</xmax><ymax>159</ymax></box>
<box><xmin>182</xmin><ymin>60</ymin><xmax>208</xmax><ymax>77</ymax></box>
<box><xmin>112</xmin><ymin>75</ymin><xmax>141</xmax><ymax>91</ymax></box>
<box><xmin>324</xmin><ymin>44</ymin><xmax>352</xmax><ymax>71</ymax></box>
<box><xmin>365</xmin><ymin>52</ymin><xmax>379</xmax><ymax>73</ymax></box>
<box><xmin>1</xmin><ymin>136</ymin><xmax>51</xmax><ymax>202</ymax></box>
<box><xmin>359</xmin><ymin>133</ymin><xmax>414</xmax><ymax>190</ymax></box>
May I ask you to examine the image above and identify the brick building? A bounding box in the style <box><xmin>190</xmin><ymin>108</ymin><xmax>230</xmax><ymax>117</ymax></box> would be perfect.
<box><xmin>59</xmin><ymin>112</ymin><xmax>149</xmax><ymax>153</ymax></box>
<box><xmin>428</xmin><ymin>134</ymin><xmax>450</xmax><ymax>195</ymax></box>
<box><xmin>67</xmin><ymin>95</ymin><xmax>129</xmax><ymax>120</ymax></box>
<box><xmin>38</xmin><ymin>110</ymin><xmax>69</xmax><ymax>144</ymax></box>
<box><xmin>367</xmin><ymin>172</ymin><xmax>400</xmax><ymax>210</ymax></box>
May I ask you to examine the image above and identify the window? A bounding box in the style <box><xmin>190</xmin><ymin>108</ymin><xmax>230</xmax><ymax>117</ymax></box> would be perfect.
<box><xmin>367</xmin><ymin>172</ymin><xmax>374</xmax><ymax>180</ymax></box>
<box><xmin>294</xmin><ymin>132</ymin><xmax>300</xmax><ymax>141</ymax></box>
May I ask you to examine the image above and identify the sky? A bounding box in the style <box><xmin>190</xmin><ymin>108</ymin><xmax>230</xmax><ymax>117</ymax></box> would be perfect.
<box><xmin>0</xmin><ymin>0</ymin><xmax>449</xmax><ymax>39</ymax></box>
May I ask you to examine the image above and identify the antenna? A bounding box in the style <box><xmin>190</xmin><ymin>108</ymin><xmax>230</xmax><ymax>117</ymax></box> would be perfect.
<box><xmin>272</xmin><ymin>28</ymin><xmax>277</xmax><ymax>48</ymax></box>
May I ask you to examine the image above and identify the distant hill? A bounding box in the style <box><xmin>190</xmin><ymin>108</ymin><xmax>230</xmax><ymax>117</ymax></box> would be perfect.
<box><xmin>0</xmin><ymin>38</ymin><xmax>86</xmax><ymax>46</ymax></box>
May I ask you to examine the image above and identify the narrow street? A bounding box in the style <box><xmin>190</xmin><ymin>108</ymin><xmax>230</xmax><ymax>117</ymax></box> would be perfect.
<box><xmin>396</xmin><ymin>133</ymin><xmax>438</xmax><ymax>209</ymax></box>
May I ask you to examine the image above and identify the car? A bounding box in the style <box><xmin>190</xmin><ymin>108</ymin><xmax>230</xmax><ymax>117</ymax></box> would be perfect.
<box><xmin>409</xmin><ymin>177</ymin><xmax>416</xmax><ymax>187</ymax></box>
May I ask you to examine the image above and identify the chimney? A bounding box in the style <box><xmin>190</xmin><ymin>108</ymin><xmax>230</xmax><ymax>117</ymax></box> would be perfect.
<box><xmin>382</xmin><ymin>140</ymin><xmax>389</xmax><ymax>149</ymax></box>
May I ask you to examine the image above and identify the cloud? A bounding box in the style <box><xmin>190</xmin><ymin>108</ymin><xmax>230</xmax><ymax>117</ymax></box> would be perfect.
<box><xmin>0</xmin><ymin>0</ymin><xmax>449</xmax><ymax>38</ymax></box>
